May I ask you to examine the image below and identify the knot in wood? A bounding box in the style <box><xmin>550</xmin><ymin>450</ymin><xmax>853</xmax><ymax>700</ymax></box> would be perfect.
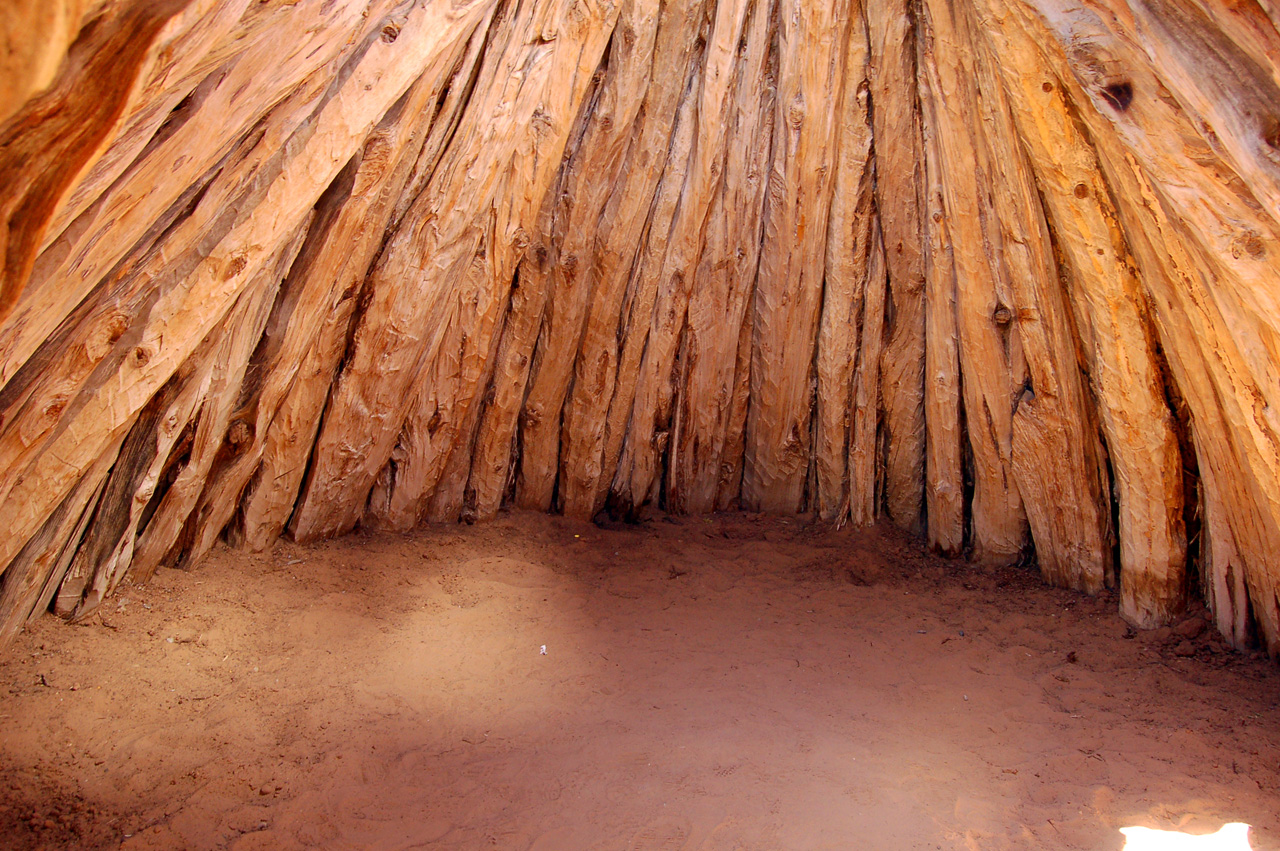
<box><xmin>993</xmin><ymin>304</ymin><xmax>1013</xmax><ymax>325</ymax></box>
<box><xmin>227</xmin><ymin>420</ymin><xmax>253</xmax><ymax>447</ymax></box>
<box><xmin>223</xmin><ymin>255</ymin><xmax>248</xmax><ymax>281</ymax></box>
<box><xmin>1099</xmin><ymin>81</ymin><xmax>1133</xmax><ymax>112</ymax></box>
<box><xmin>788</xmin><ymin>100</ymin><xmax>804</xmax><ymax>130</ymax></box>
<box><xmin>1230</xmin><ymin>232</ymin><xmax>1266</xmax><ymax>260</ymax></box>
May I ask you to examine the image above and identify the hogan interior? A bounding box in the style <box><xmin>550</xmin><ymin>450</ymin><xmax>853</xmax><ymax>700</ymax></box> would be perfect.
<box><xmin>1</xmin><ymin>0</ymin><xmax>1280</xmax><ymax>847</ymax></box>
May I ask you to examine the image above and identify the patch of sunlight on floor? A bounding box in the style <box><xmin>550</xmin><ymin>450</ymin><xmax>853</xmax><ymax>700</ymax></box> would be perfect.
<box><xmin>1120</xmin><ymin>823</ymin><xmax>1252</xmax><ymax>850</ymax></box>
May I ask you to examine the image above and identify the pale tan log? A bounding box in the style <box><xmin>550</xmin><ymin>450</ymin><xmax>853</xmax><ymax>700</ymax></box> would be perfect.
<box><xmin>39</xmin><ymin>0</ymin><xmax>258</xmax><ymax>248</ymax></box>
<box><xmin>219</xmin><ymin>70</ymin><xmax>463</xmax><ymax>544</ymax></box>
<box><xmin>1181</xmin><ymin>0</ymin><xmax>1280</xmax><ymax>99</ymax></box>
<box><xmin>286</xmin><ymin>0</ymin><xmax>565</xmax><ymax>542</ymax></box>
<box><xmin>1003</xmin><ymin>0</ymin><xmax>1280</xmax><ymax>642</ymax></box>
<box><xmin>335</xmin><ymin>0</ymin><xmax>620</xmax><ymax>533</ymax></box>
<box><xmin>715</xmin><ymin>296</ymin><xmax>759</xmax><ymax>511</ymax></box>
<box><xmin>460</xmin><ymin>94</ymin><xmax>580</xmax><ymax>522</ymax></box>
<box><xmin>667</xmin><ymin>0</ymin><xmax>776</xmax><ymax>515</ymax></box>
<box><xmin>427</xmin><ymin>0</ymin><xmax>659</xmax><ymax>525</ymax></box>
<box><xmin>5</xmin><ymin>0</ymin><xmax>346</xmax><ymax>379</ymax></box>
<box><xmin>977</xmin><ymin>0</ymin><xmax>1190</xmax><ymax>625</ymax></box>
<box><xmin>57</xmin><ymin>219</ymin><xmax>303</xmax><ymax>616</ymax></box>
<box><xmin>612</xmin><ymin>0</ymin><xmax>755</xmax><ymax>515</ymax></box>
<box><xmin>0</xmin><ymin>432</ymin><xmax>120</xmax><ymax>647</ymax></box>
<box><xmin>918</xmin><ymin>0</ymin><xmax>1028</xmax><ymax>565</ymax></box>
<box><xmin>0</xmin><ymin>0</ymin><xmax>483</xmax><ymax>580</ymax></box>
<box><xmin>592</xmin><ymin>65</ymin><xmax>702</xmax><ymax>517</ymax></box>
<box><xmin>1107</xmin><ymin>162</ymin><xmax>1273</xmax><ymax>641</ymax></box>
<box><xmin>1126</xmin><ymin>0</ymin><xmax>1280</xmax><ymax>232</ymax></box>
<box><xmin>813</xmin><ymin>13</ymin><xmax>873</xmax><ymax>524</ymax></box>
<box><xmin>553</xmin><ymin>0</ymin><xmax>713</xmax><ymax>519</ymax></box>
<box><xmin>914</xmin><ymin>15</ymin><xmax>964</xmax><ymax>555</ymax></box>
<box><xmin>866</xmin><ymin>0</ymin><xmax>927</xmax><ymax>533</ymax></box>
<box><xmin>742</xmin><ymin>0</ymin><xmax>853</xmax><ymax>513</ymax></box>
<box><xmin>968</xmin><ymin>11</ymin><xmax>1111</xmax><ymax>591</ymax></box>
<box><xmin>496</xmin><ymin>0</ymin><xmax>664</xmax><ymax>515</ymax></box>
<box><xmin>1199</xmin><ymin>462</ymin><xmax>1252</xmax><ymax>648</ymax></box>
<box><xmin>235</xmin><ymin>19</ymin><xmax>496</xmax><ymax>550</ymax></box>
<box><xmin>846</xmin><ymin>218</ymin><xmax>887</xmax><ymax>528</ymax></box>
<box><xmin>135</xmin><ymin>224</ymin><xmax>310</xmax><ymax>582</ymax></box>
<box><xmin>54</xmin><ymin>379</ymin><xmax>187</xmax><ymax>619</ymax></box>
<box><xmin>213</xmin><ymin>42</ymin><xmax>490</xmax><ymax>543</ymax></box>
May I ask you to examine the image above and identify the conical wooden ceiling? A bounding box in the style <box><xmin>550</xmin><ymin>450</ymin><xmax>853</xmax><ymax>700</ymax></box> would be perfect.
<box><xmin>0</xmin><ymin>0</ymin><xmax>1278</xmax><ymax>655</ymax></box>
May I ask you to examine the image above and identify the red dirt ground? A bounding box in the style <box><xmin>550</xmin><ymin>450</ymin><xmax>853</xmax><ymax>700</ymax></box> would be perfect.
<box><xmin>0</xmin><ymin>512</ymin><xmax>1277</xmax><ymax>850</ymax></box>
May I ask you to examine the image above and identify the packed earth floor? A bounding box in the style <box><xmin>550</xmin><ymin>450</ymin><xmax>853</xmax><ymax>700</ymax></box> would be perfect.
<box><xmin>0</xmin><ymin>512</ymin><xmax>1278</xmax><ymax>851</ymax></box>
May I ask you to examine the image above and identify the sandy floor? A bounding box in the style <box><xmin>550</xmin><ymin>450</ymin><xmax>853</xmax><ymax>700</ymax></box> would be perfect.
<box><xmin>0</xmin><ymin>512</ymin><xmax>1277</xmax><ymax>851</ymax></box>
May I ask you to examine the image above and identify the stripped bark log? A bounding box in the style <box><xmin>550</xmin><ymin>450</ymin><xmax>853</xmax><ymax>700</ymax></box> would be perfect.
<box><xmin>612</xmin><ymin>0</ymin><xmax>757</xmax><ymax>516</ymax></box>
<box><xmin>743</xmin><ymin>0</ymin><xmax>853</xmax><ymax>513</ymax></box>
<box><xmin>552</xmin><ymin>0</ymin><xmax>714</xmax><ymax>518</ymax></box>
<box><xmin>914</xmin><ymin>10</ymin><xmax>964</xmax><ymax>555</ymax></box>
<box><xmin>866</xmin><ymin>0</ymin><xmax>927</xmax><ymax>534</ymax></box>
<box><xmin>236</xmin><ymin>16</ymin><xmax>496</xmax><ymax>549</ymax></box>
<box><xmin>497</xmin><ymin>0</ymin><xmax>665</xmax><ymax>517</ymax></box>
<box><xmin>668</xmin><ymin>0</ymin><xmax>776</xmax><ymax>514</ymax></box>
<box><xmin>814</xmin><ymin>6</ymin><xmax>874</xmax><ymax>523</ymax></box>
<box><xmin>976</xmin><ymin>0</ymin><xmax>1190</xmax><ymax>624</ymax></box>
<box><xmin>292</xmin><ymin>0</ymin><xmax>617</xmax><ymax>538</ymax></box>
<box><xmin>918</xmin><ymin>0</ymin><xmax>1028</xmax><ymax>564</ymax></box>
<box><xmin>847</xmin><ymin>219</ymin><xmax>887</xmax><ymax>528</ymax></box>
<box><xmin>969</xmin><ymin>19</ymin><xmax>1111</xmax><ymax>592</ymax></box>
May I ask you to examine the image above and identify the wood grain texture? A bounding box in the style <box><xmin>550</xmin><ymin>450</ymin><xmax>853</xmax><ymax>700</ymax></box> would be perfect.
<box><xmin>742</xmin><ymin>0</ymin><xmax>853</xmax><ymax>513</ymax></box>
<box><xmin>867</xmin><ymin>0</ymin><xmax>927</xmax><ymax>534</ymax></box>
<box><xmin>813</xmin><ymin>6</ymin><xmax>874</xmax><ymax>523</ymax></box>
<box><xmin>2</xmin><ymin>0</ymin><xmax>1280</xmax><ymax>657</ymax></box>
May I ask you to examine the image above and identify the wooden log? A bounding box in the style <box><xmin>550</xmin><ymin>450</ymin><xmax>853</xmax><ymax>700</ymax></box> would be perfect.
<box><xmin>1199</xmin><ymin>461</ymin><xmax>1252</xmax><ymax>647</ymax></box>
<box><xmin>0</xmin><ymin>0</ymin><xmax>92</xmax><ymax>126</ymax></box>
<box><xmin>132</xmin><ymin>221</ymin><xmax>309</xmax><ymax>581</ymax></box>
<box><xmin>918</xmin><ymin>0</ymin><xmax>1028</xmax><ymax>564</ymax></box>
<box><xmin>977</xmin><ymin>0</ymin><xmax>1191</xmax><ymax>625</ymax></box>
<box><xmin>0</xmin><ymin>0</ymin><xmax>488</xmax><ymax>580</ymax></box>
<box><xmin>552</xmin><ymin>0</ymin><xmax>714</xmax><ymax>518</ymax></box>
<box><xmin>292</xmin><ymin>0</ymin><xmax>617</xmax><ymax>538</ymax></box>
<box><xmin>667</xmin><ymin>0</ymin><xmax>776</xmax><ymax>515</ymax></box>
<box><xmin>594</xmin><ymin>59</ymin><xmax>703</xmax><ymax>517</ymax></box>
<box><xmin>0</xmin><ymin>434</ymin><xmax>121</xmax><ymax>647</ymax></box>
<box><xmin>353</xmin><ymin>0</ymin><xmax>622</xmax><ymax>530</ymax></box>
<box><xmin>0</xmin><ymin>0</ymin><xmax>195</xmax><ymax>324</ymax></box>
<box><xmin>983</xmin><ymin>0</ymin><xmax>1203</xmax><ymax>627</ymax></box>
<box><xmin>611</xmin><ymin>0</ymin><xmax>756</xmax><ymax>515</ymax></box>
<box><xmin>997</xmin><ymin>0</ymin><xmax>1280</xmax><ymax>647</ymax></box>
<box><xmin>483</xmin><ymin>0</ymin><xmax>665</xmax><ymax>517</ymax></box>
<box><xmin>235</xmin><ymin>17</ymin><xmax>496</xmax><ymax>549</ymax></box>
<box><xmin>914</xmin><ymin>10</ymin><xmax>964</xmax><ymax>555</ymax></box>
<box><xmin>866</xmin><ymin>0</ymin><xmax>927</xmax><ymax>533</ymax></box>
<box><xmin>813</xmin><ymin>6</ymin><xmax>874</xmax><ymax>524</ymax></box>
<box><xmin>968</xmin><ymin>12</ymin><xmax>1111</xmax><ymax>591</ymax></box>
<box><xmin>3</xmin><ymin>0</ymin><xmax>371</xmax><ymax>383</ymax></box>
<box><xmin>742</xmin><ymin>0</ymin><xmax>854</xmax><ymax>513</ymax></box>
<box><xmin>846</xmin><ymin>217</ymin><xmax>887</xmax><ymax>528</ymax></box>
